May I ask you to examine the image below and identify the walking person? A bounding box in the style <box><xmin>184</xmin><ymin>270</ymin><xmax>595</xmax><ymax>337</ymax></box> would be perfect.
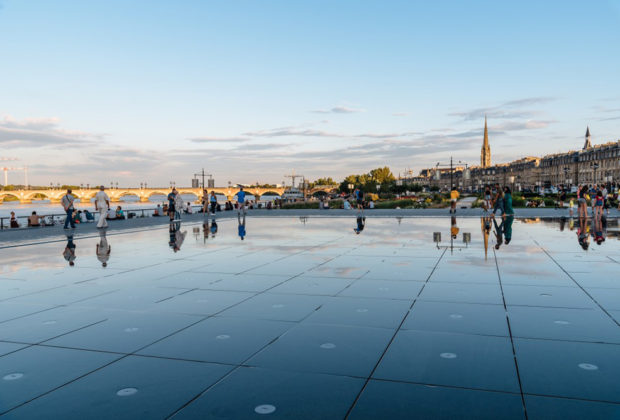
<box><xmin>167</xmin><ymin>188</ymin><xmax>177</xmax><ymax>221</ymax></box>
<box><xmin>450</xmin><ymin>186</ymin><xmax>459</xmax><ymax>214</ymax></box>
<box><xmin>201</xmin><ymin>189</ymin><xmax>209</xmax><ymax>214</ymax></box>
<box><xmin>558</xmin><ymin>188</ymin><xmax>567</xmax><ymax>210</ymax></box>
<box><xmin>503</xmin><ymin>187</ymin><xmax>514</xmax><ymax>216</ymax></box>
<box><xmin>236</xmin><ymin>187</ymin><xmax>247</xmax><ymax>215</ymax></box>
<box><xmin>577</xmin><ymin>185</ymin><xmax>588</xmax><ymax>218</ymax></box>
<box><xmin>491</xmin><ymin>183</ymin><xmax>504</xmax><ymax>217</ymax></box>
<box><xmin>484</xmin><ymin>185</ymin><xmax>492</xmax><ymax>212</ymax></box>
<box><xmin>354</xmin><ymin>187</ymin><xmax>364</xmax><ymax>212</ymax></box>
<box><xmin>209</xmin><ymin>191</ymin><xmax>218</xmax><ymax>215</ymax></box>
<box><xmin>174</xmin><ymin>189</ymin><xmax>184</xmax><ymax>221</ymax></box>
<box><xmin>94</xmin><ymin>185</ymin><xmax>110</xmax><ymax>228</ymax></box>
<box><xmin>61</xmin><ymin>189</ymin><xmax>76</xmax><ymax>229</ymax></box>
<box><xmin>594</xmin><ymin>189</ymin><xmax>604</xmax><ymax>219</ymax></box>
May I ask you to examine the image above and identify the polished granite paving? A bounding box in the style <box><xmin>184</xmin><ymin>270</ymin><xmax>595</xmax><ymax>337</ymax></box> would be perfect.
<box><xmin>1</xmin><ymin>216</ymin><xmax>619</xmax><ymax>419</ymax></box>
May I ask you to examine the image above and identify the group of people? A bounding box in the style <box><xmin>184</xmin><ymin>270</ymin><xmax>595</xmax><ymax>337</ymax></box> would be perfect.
<box><xmin>481</xmin><ymin>184</ymin><xmax>514</xmax><ymax>217</ymax></box>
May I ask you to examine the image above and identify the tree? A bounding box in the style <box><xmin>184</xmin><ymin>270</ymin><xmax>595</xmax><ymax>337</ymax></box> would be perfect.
<box><xmin>369</xmin><ymin>167</ymin><xmax>395</xmax><ymax>184</ymax></box>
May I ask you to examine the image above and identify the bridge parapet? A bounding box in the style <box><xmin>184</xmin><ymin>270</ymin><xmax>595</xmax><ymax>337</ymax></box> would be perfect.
<box><xmin>1</xmin><ymin>187</ymin><xmax>288</xmax><ymax>204</ymax></box>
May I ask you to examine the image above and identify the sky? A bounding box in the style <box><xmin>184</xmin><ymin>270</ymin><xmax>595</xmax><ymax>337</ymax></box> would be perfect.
<box><xmin>1</xmin><ymin>0</ymin><xmax>619</xmax><ymax>188</ymax></box>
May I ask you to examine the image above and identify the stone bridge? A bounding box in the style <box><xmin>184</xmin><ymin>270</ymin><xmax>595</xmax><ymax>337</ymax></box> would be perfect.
<box><xmin>0</xmin><ymin>185</ymin><xmax>339</xmax><ymax>204</ymax></box>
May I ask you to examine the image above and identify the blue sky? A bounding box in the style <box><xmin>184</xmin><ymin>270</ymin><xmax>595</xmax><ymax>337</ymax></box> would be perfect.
<box><xmin>1</xmin><ymin>0</ymin><xmax>619</xmax><ymax>187</ymax></box>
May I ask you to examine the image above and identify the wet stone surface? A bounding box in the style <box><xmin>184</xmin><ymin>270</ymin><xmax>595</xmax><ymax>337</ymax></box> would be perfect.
<box><xmin>1</xmin><ymin>216</ymin><xmax>619</xmax><ymax>418</ymax></box>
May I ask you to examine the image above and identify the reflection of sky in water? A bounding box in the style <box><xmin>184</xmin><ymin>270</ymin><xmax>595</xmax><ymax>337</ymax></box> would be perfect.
<box><xmin>1</xmin><ymin>216</ymin><xmax>620</xmax><ymax>418</ymax></box>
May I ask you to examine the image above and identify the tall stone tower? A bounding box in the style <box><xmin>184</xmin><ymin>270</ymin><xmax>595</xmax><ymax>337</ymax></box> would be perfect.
<box><xmin>481</xmin><ymin>116</ymin><xmax>491</xmax><ymax>168</ymax></box>
<box><xmin>583</xmin><ymin>126</ymin><xmax>592</xmax><ymax>149</ymax></box>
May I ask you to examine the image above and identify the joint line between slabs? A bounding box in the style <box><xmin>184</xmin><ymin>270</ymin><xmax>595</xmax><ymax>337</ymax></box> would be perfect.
<box><xmin>342</xmin><ymin>247</ymin><xmax>448</xmax><ymax>420</ymax></box>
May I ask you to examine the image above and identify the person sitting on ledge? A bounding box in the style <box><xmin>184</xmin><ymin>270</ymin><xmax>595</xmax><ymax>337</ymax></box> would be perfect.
<box><xmin>83</xmin><ymin>209</ymin><xmax>95</xmax><ymax>222</ymax></box>
<box><xmin>186</xmin><ymin>202</ymin><xmax>193</xmax><ymax>214</ymax></box>
<box><xmin>28</xmin><ymin>211</ymin><xmax>43</xmax><ymax>227</ymax></box>
<box><xmin>115</xmin><ymin>206</ymin><xmax>124</xmax><ymax>219</ymax></box>
<box><xmin>153</xmin><ymin>204</ymin><xmax>162</xmax><ymax>216</ymax></box>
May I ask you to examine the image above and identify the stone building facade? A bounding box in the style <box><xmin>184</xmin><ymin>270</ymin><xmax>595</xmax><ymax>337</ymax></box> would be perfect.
<box><xmin>417</xmin><ymin>124</ymin><xmax>620</xmax><ymax>191</ymax></box>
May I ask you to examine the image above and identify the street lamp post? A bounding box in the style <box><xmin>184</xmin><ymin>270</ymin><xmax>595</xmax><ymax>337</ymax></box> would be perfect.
<box><xmin>591</xmin><ymin>162</ymin><xmax>599</xmax><ymax>184</ymax></box>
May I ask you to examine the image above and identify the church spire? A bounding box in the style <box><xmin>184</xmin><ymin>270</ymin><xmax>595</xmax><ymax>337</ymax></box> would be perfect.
<box><xmin>481</xmin><ymin>115</ymin><xmax>491</xmax><ymax>167</ymax></box>
<box><xmin>583</xmin><ymin>126</ymin><xmax>592</xmax><ymax>149</ymax></box>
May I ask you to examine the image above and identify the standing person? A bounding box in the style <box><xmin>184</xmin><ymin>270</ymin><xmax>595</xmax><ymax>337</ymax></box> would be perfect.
<box><xmin>167</xmin><ymin>188</ymin><xmax>177</xmax><ymax>221</ymax></box>
<box><xmin>594</xmin><ymin>189</ymin><xmax>604</xmax><ymax>219</ymax></box>
<box><xmin>201</xmin><ymin>189</ymin><xmax>209</xmax><ymax>214</ymax></box>
<box><xmin>577</xmin><ymin>185</ymin><xmax>588</xmax><ymax>218</ymax></box>
<box><xmin>96</xmin><ymin>229</ymin><xmax>111</xmax><ymax>267</ymax></box>
<box><xmin>450</xmin><ymin>187</ymin><xmax>459</xmax><ymax>214</ymax></box>
<box><xmin>484</xmin><ymin>185</ymin><xmax>492</xmax><ymax>212</ymax></box>
<box><xmin>492</xmin><ymin>183</ymin><xmax>504</xmax><ymax>217</ymax></box>
<box><xmin>174</xmin><ymin>190</ymin><xmax>184</xmax><ymax>221</ymax></box>
<box><xmin>94</xmin><ymin>185</ymin><xmax>110</xmax><ymax>229</ymax></box>
<box><xmin>209</xmin><ymin>191</ymin><xmax>218</xmax><ymax>215</ymax></box>
<box><xmin>236</xmin><ymin>187</ymin><xmax>246</xmax><ymax>215</ymax></box>
<box><xmin>354</xmin><ymin>187</ymin><xmax>364</xmax><ymax>211</ymax></box>
<box><xmin>558</xmin><ymin>188</ymin><xmax>567</xmax><ymax>210</ymax></box>
<box><xmin>61</xmin><ymin>189</ymin><xmax>76</xmax><ymax>229</ymax></box>
<box><xmin>503</xmin><ymin>187</ymin><xmax>514</xmax><ymax>216</ymax></box>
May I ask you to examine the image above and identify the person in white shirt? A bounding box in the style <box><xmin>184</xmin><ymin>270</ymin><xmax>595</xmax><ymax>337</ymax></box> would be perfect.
<box><xmin>94</xmin><ymin>186</ymin><xmax>110</xmax><ymax>228</ymax></box>
<box><xmin>369</xmin><ymin>200</ymin><xmax>375</xmax><ymax>209</ymax></box>
<box><xmin>186</xmin><ymin>202</ymin><xmax>193</xmax><ymax>214</ymax></box>
<box><xmin>174</xmin><ymin>191</ymin><xmax>184</xmax><ymax>220</ymax></box>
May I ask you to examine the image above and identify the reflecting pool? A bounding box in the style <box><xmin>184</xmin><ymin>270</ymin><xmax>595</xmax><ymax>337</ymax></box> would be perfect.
<box><xmin>1</xmin><ymin>216</ymin><xmax>619</xmax><ymax>419</ymax></box>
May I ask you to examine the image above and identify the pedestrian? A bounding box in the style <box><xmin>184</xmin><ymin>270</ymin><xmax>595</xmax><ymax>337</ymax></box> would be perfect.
<box><xmin>354</xmin><ymin>187</ymin><xmax>364</xmax><ymax>212</ymax></box>
<box><xmin>450</xmin><ymin>186</ymin><xmax>459</xmax><ymax>214</ymax></box>
<box><xmin>94</xmin><ymin>185</ymin><xmax>110</xmax><ymax>228</ymax></box>
<box><xmin>201</xmin><ymin>189</ymin><xmax>209</xmax><ymax>214</ymax></box>
<box><xmin>167</xmin><ymin>188</ymin><xmax>177</xmax><ymax>221</ymax></box>
<box><xmin>577</xmin><ymin>185</ymin><xmax>588</xmax><ymax>218</ymax></box>
<box><xmin>61</xmin><ymin>188</ymin><xmax>76</xmax><ymax>229</ymax></box>
<box><xmin>484</xmin><ymin>185</ymin><xmax>492</xmax><ymax>212</ymax></box>
<box><xmin>174</xmin><ymin>190</ymin><xmax>184</xmax><ymax>221</ymax></box>
<box><xmin>503</xmin><ymin>186</ymin><xmax>514</xmax><ymax>215</ymax></box>
<box><xmin>237</xmin><ymin>186</ymin><xmax>246</xmax><ymax>215</ymax></box>
<box><xmin>491</xmin><ymin>183</ymin><xmax>504</xmax><ymax>217</ymax></box>
<box><xmin>209</xmin><ymin>190</ymin><xmax>217</xmax><ymax>215</ymax></box>
<box><xmin>594</xmin><ymin>189</ymin><xmax>604</xmax><ymax>218</ymax></box>
<box><xmin>558</xmin><ymin>188</ymin><xmax>567</xmax><ymax>209</ymax></box>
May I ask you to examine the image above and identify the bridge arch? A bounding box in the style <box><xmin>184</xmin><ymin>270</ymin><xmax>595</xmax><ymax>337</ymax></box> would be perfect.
<box><xmin>24</xmin><ymin>192</ymin><xmax>51</xmax><ymax>201</ymax></box>
<box><xmin>0</xmin><ymin>193</ymin><xmax>20</xmax><ymax>202</ymax></box>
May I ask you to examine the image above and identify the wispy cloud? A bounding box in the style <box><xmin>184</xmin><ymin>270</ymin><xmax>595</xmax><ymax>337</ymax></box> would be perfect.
<box><xmin>450</xmin><ymin>97</ymin><xmax>557</xmax><ymax>121</ymax></box>
<box><xmin>0</xmin><ymin>115</ymin><xmax>101</xmax><ymax>147</ymax></box>
<box><xmin>392</xmin><ymin>112</ymin><xmax>408</xmax><ymax>117</ymax></box>
<box><xmin>188</xmin><ymin>136</ymin><xmax>250</xmax><ymax>143</ymax></box>
<box><xmin>244</xmin><ymin>125</ymin><xmax>420</xmax><ymax>139</ymax></box>
<box><xmin>311</xmin><ymin>106</ymin><xmax>365</xmax><ymax>114</ymax></box>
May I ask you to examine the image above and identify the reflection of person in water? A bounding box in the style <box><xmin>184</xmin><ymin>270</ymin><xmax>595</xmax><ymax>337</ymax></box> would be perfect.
<box><xmin>577</xmin><ymin>215</ymin><xmax>589</xmax><ymax>251</ymax></box>
<box><xmin>492</xmin><ymin>216</ymin><xmax>504</xmax><ymax>250</ymax></box>
<box><xmin>169</xmin><ymin>221</ymin><xmax>187</xmax><ymax>252</ymax></box>
<box><xmin>450</xmin><ymin>216</ymin><xmax>459</xmax><ymax>239</ymax></box>
<box><xmin>63</xmin><ymin>233</ymin><xmax>76</xmax><ymax>266</ymax></box>
<box><xmin>481</xmin><ymin>215</ymin><xmax>491</xmax><ymax>260</ymax></box>
<box><xmin>238</xmin><ymin>213</ymin><xmax>246</xmax><ymax>240</ymax></box>
<box><xmin>503</xmin><ymin>215</ymin><xmax>514</xmax><ymax>245</ymax></box>
<box><xmin>96</xmin><ymin>229</ymin><xmax>111</xmax><ymax>267</ymax></box>
<box><xmin>202</xmin><ymin>219</ymin><xmax>219</xmax><ymax>241</ymax></box>
<box><xmin>353</xmin><ymin>215</ymin><xmax>366</xmax><ymax>234</ymax></box>
<box><xmin>592</xmin><ymin>214</ymin><xmax>606</xmax><ymax>246</ymax></box>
